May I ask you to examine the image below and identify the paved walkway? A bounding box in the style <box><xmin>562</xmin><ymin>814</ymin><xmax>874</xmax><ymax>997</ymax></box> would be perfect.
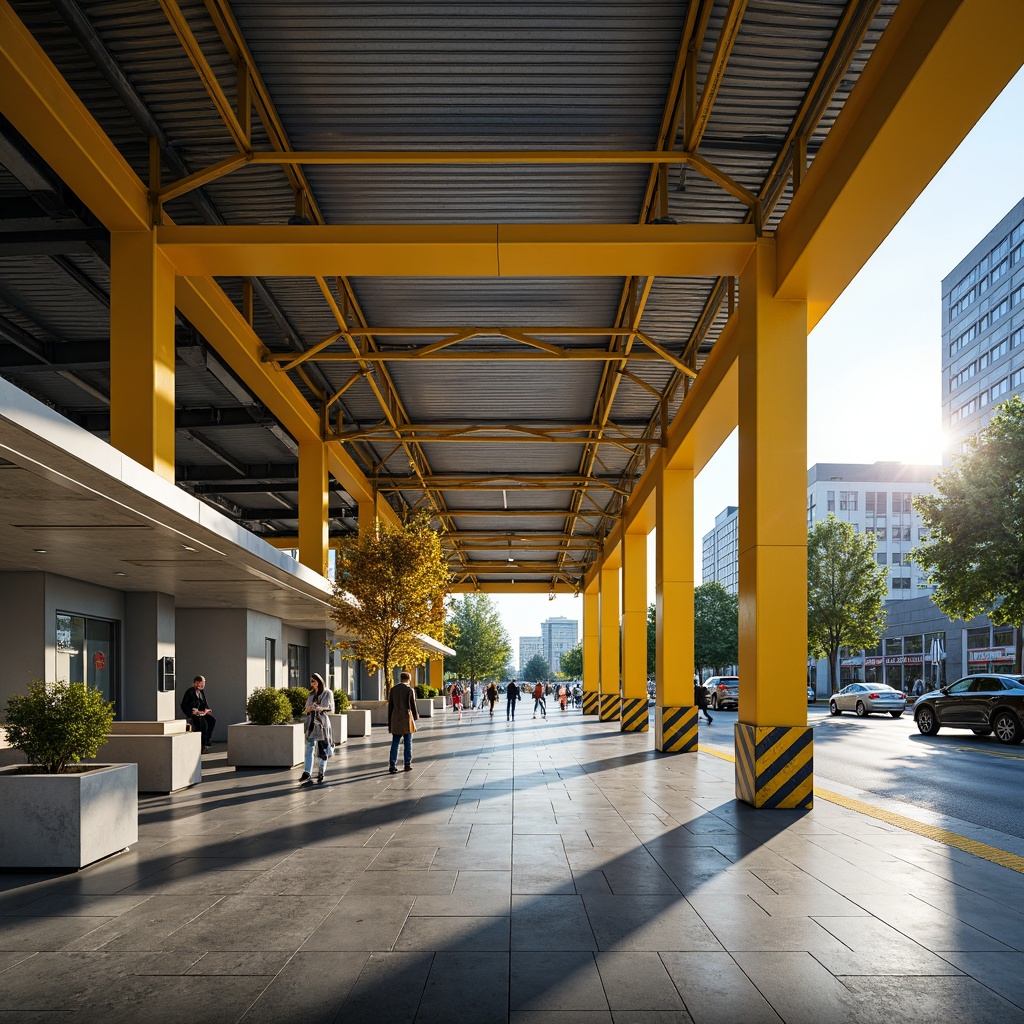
<box><xmin>3</xmin><ymin>704</ymin><xmax>1024</xmax><ymax>1023</ymax></box>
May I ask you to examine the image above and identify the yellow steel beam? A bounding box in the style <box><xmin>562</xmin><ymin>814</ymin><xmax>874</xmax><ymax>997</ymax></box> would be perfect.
<box><xmin>450</xmin><ymin>581</ymin><xmax>581</xmax><ymax>594</ymax></box>
<box><xmin>376</xmin><ymin>476</ymin><xmax>627</xmax><ymax>495</ymax></box>
<box><xmin>275</xmin><ymin>348</ymin><xmax>679</xmax><ymax>365</ymax></box>
<box><xmin>435</xmin><ymin>509</ymin><xmax>616</xmax><ymax>519</ymax></box>
<box><xmin>0</xmin><ymin>1</ymin><xmax>150</xmax><ymax>231</ymax></box>
<box><xmin>157</xmin><ymin>224</ymin><xmax>756</xmax><ymax>278</ymax></box>
<box><xmin>775</xmin><ymin>0</ymin><xmax>1024</xmax><ymax>329</ymax></box>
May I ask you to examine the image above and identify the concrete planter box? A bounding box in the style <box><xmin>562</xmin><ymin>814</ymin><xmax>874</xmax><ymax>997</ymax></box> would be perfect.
<box><xmin>326</xmin><ymin>714</ymin><xmax>349</xmax><ymax>745</ymax></box>
<box><xmin>350</xmin><ymin>700</ymin><xmax>389</xmax><ymax>726</ymax></box>
<box><xmin>415</xmin><ymin>698</ymin><xmax>434</xmax><ymax>718</ymax></box>
<box><xmin>227</xmin><ymin>723</ymin><xmax>304</xmax><ymax>768</ymax></box>
<box><xmin>85</xmin><ymin>721</ymin><xmax>201</xmax><ymax>793</ymax></box>
<box><xmin>344</xmin><ymin>709</ymin><xmax>372</xmax><ymax>737</ymax></box>
<box><xmin>432</xmin><ymin>696</ymin><xmax>447</xmax><ymax>710</ymax></box>
<box><xmin>0</xmin><ymin>763</ymin><xmax>138</xmax><ymax>869</ymax></box>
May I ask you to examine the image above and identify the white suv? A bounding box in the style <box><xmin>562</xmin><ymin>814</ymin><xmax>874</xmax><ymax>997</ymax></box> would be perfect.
<box><xmin>704</xmin><ymin>676</ymin><xmax>739</xmax><ymax>710</ymax></box>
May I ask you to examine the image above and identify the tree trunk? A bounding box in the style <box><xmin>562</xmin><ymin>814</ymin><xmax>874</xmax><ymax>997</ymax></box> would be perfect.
<box><xmin>1016</xmin><ymin>622</ymin><xmax>1023</xmax><ymax>675</ymax></box>
<box><xmin>828</xmin><ymin>649</ymin><xmax>839</xmax><ymax>693</ymax></box>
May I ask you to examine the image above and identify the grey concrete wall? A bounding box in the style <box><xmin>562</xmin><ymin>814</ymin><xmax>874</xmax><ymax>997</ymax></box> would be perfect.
<box><xmin>0</xmin><ymin>572</ymin><xmax>46</xmax><ymax>708</ymax></box>
<box><xmin>123</xmin><ymin>592</ymin><xmax>176</xmax><ymax>722</ymax></box>
<box><xmin>176</xmin><ymin>608</ymin><xmax>248</xmax><ymax>742</ymax></box>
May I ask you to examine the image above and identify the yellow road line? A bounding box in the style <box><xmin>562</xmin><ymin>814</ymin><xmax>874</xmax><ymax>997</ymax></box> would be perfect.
<box><xmin>953</xmin><ymin>746</ymin><xmax>1024</xmax><ymax>761</ymax></box>
<box><xmin>698</xmin><ymin>743</ymin><xmax>1024</xmax><ymax>875</ymax></box>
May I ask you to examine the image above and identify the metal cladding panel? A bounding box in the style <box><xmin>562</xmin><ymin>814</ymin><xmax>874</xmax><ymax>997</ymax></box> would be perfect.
<box><xmin>386</xmin><ymin>361</ymin><xmax>602</xmax><ymax>423</ymax></box>
<box><xmin>420</xmin><ymin>441</ymin><xmax>585</xmax><ymax>477</ymax></box>
<box><xmin>0</xmin><ymin>256</ymin><xmax>109</xmax><ymax>342</ymax></box>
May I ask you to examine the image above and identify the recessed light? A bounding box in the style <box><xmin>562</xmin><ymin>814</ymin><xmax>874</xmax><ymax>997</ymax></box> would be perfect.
<box><xmin>33</xmin><ymin>548</ymin><xmax>47</xmax><ymax>554</ymax></box>
<box><xmin>182</xmin><ymin>544</ymin><xmax>197</xmax><ymax>552</ymax></box>
<box><xmin>114</xmin><ymin>572</ymin><xmax>127</xmax><ymax>577</ymax></box>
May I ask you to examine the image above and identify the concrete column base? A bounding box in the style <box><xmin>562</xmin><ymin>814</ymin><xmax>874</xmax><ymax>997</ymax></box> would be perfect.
<box><xmin>735</xmin><ymin>723</ymin><xmax>813</xmax><ymax>809</ymax></box>
<box><xmin>598</xmin><ymin>694</ymin><xmax>621</xmax><ymax>721</ymax></box>
<box><xmin>654</xmin><ymin>706</ymin><xmax>698</xmax><ymax>752</ymax></box>
<box><xmin>582</xmin><ymin>690</ymin><xmax>598</xmax><ymax>715</ymax></box>
<box><xmin>620</xmin><ymin>697</ymin><xmax>649</xmax><ymax>732</ymax></box>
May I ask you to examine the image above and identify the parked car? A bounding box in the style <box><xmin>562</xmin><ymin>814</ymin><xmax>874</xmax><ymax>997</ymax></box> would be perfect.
<box><xmin>914</xmin><ymin>674</ymin><xmax>1024</xmax><ymax>744</ymax></box>
<box><xmin>703</xmin><ymin>676</ymin><xmax>739</xmax><ymax>710</ymax></box>
<box><xmin>807</xmin><ymin>685</ymin><xmax>816</xmax><ymax>704</ymax></box>
<box><xmin>828</xmin><ymin>682</ymin><xmax>907</xmax><ymax>718</ymax></box>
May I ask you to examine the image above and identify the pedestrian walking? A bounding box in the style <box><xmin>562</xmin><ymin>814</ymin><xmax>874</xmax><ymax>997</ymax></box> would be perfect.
<box><xmin>532</xmin><ymin>682</ymin><xmax>547</xmax><ymax>719</ymax></box>
<box><xmin>388</xmin><ymin>671</ymin><xmax>419</xmax><ymax>773</ymax></box>
<box><xmin>299</xmin><ymin>673</ymin><xmax>334</xmax><ymax>785</ymax></box>
<box><xmin>485</xmin><ymin>681</ymin><xmax>498</xmax><ymax>716</ymax></box>
<box><xmin>572</xmin><ymin>684</ymin><xmax>582</xmax><ymax>708</ymax></box>
<box><xmin>506</xmin><ymin>678</ymin><xmax>521</xmax><ymax>720</ymax></box>
<box><xmin>558</xmin><ymin>684</ymin><xmax>568</xmax><ymax>712</ymax></box>
<box><xmin>451</xmin><ymin>680</ymin><xmax>464</xmax><ymax>719</ymax></box>
<box><xmin>694</xmin><ymin>677</ymin><xmax>713</xmax><ymax>724</ymax></box>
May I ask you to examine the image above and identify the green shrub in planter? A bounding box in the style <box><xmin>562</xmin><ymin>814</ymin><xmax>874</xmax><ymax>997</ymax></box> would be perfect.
<box><xmin>3</xmin><ymin>679</ymin><xmax>115</xmax><ymax>774</ymax></box>
<box><xmin>284</xmin><ymin>687</ymin><xmax>309</xmax><ymax>718</ymax></box>
<box><xmin>415</xmin><ymin>684</ymin><xmax>437</xmax><ymax>699</ymax></box>
<box><xmin>246</xmin><ymin>687</ymin><xmax>293</xmax><ymax>726</ymax></box>
<box><xmin>332</xmin><ymin>689</ymin><xmax>350</xmax><ymax>713</ymax></box>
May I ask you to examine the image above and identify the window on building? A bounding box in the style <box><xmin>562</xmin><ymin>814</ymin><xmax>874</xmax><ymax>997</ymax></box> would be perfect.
<box><xmin>885</xmin><ymin>637</ymin><xmax>903</xmax><ymax>656</ymax></box>
<box><xmin>904</xmin><ymin>635</ymin><xmax>923</xmax><ymax>655</ymax></box>
<box><xmin>991</xmin><ymin>257</ymin><xmax>1010</xmax><ymax>284</ymax></box>
<box><xmin>876</xmin><ymin>553</ymin><xmax>887</xmax><ymax>566</ymax></box>
<box><xmin>874</xmin><ymin>527</ymin><xmax>886</xmax><ymax>541</ymax></box>
<box><xmin>891</xmin><ymin>552</ymin><xmax>902</xmax><ymax>564</ymax></box>
<box><xmin>55</xmin><ymin>613</ymin><xmax>119</xmax><ymax>714</ymax></box>
<box><xmin>892</xmin><ymin>577</ymin><xmax>911</xmax><ymax>590</ymax></box>
<box><xmin>994</xmin><ymin>627</ymin><xmax>1015</xmax><ymax>648</ymax></box>
<box><xmin>287</xmin><ymin>644</ymin><xmax>309</xmax><ymax>688</ymax></box>
<box><xmin>839</xmin><ymin>491</ymin><xmax>858</xmax><ymax>511</ymax></box>
<box><xmin>918</xmin><ymin>527</ymin><xmax>929</xmax><ymax>541</ymax></box>
<box><xmin>966</xmin><ymin>627</ymin><xmax>990</xmax><ymax>649</ymax></box>
<box><xmin>827</xmin><ymin>490</ymin><xmax>835</xmax><ymax>512</ymax></box>
<box><xmin>265</xmin><ymin>638</ymin><xmax>276</xmax><ymax>687</ymax></box>
<box><xmin>892</xmin><ymin>492</ymin><xmax>912</xmax><ymax>514</ymax></box>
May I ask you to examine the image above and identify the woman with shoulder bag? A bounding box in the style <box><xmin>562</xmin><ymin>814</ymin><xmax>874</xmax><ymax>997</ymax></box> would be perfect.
<box><xmin>299</xmin><ymin>673</ymin><xmax>334</xmax><ymax>786</ymax></box>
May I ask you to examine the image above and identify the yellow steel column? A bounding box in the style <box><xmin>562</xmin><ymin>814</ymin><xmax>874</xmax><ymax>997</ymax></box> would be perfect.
<box><xmin>298</xmin><ymin>440</ymin><xmax>329</xmax><ymax>576</ymax></box>
<box><xmin>358</xmin><ymin>498</ymin><xmax>377</xmax><ymax>538</ymax></box>
<box><xmin>655</xmin><ymin>465</ymin><xmax>697</xmax><ymax>752</ymax></box>
<box><xmin>582</xmin><ymin>576</ymin><xmax>599</xmax><ymax>716</ymax></box>
<box><xmin>429</xmin><ymin>658</ymin><xmax>443</xmax><ymax>694</ymax></box>
<box><xmin>735</xmin><ymin>237</ymin><xmax>811</xmax><ymax>809</ymax></box>
<box><xmin>620</xmin><ymin>530</ymin><xmax>649</xmax><ymax>732</ymax></box>
<box><xmin>599</xmin><ymin>561</ymin><xmax>621</xmax><ymax>721</ymax></box>
<box><xmin>110</xmin><ymin>231</ymin><xmax>175</xmax><ymax>481</ymax></box>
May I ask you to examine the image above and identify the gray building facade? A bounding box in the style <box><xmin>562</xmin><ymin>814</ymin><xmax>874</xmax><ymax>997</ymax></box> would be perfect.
<box><xmin>701</xmin><ymin>506</ymin><xmax>739</xmax><ymax>594</ymax></box>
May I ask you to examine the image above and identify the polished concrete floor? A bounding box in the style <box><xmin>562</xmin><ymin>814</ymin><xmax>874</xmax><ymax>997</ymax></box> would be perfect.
<box><xmin>3</xmin><ymin>703</ymin><xmax>1024</xmax><ymax>1023</ymax></box>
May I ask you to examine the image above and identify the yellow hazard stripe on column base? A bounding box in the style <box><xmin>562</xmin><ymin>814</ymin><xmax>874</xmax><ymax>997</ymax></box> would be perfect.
<box><xmin>735</xmin><ymin>723</ymin><xmax>813</xmax><ymax>809</ymax></box>
<box><xmin>599</xmin><ymin>693</ymin><xmax>621</xmax><ymax>721</ymax></box>
<box><xmin>620</xmin><ymin>696</ymin><xmax>649</xmax><ymax>732</ymax></box>
<box><xmin>656</xmin><ymin>706</ymin><xmax>697</xmax><ymax>752</ymax></box>
<box><xmin>582</xmin><ymin>690</ymin><xmax>599</xmax><ymax>715</ymax></box>
<box><xmin>700</xmin><ymin>743</ymin><xmax>1024</xmax><ymax>874</ymax></box>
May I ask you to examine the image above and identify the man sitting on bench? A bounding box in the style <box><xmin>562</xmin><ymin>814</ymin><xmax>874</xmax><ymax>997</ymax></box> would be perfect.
<box><xmin>181</xmin><ymin>674</ymin><xmax>216</xmax><ymax>753</ymax></box>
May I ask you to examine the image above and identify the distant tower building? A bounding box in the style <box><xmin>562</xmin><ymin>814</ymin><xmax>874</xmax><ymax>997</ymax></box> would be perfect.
<box><xmin>541</xmin><ymin>616</ymin><xmax>579</xmax><ymax>676</ymax></box>
<box><xmin>806</xmin><ymin>462</ymin><xmax>939</xmax><ymax>599</ymax></box>
<box><xmin>701</xmin><ymin>506</ymin><xmax>739</xmax><ymax>594</ymax></box>
<box><xmin>942</xmin><ymin>195</ymin><xmax>1024</xmax><ymax>458</ymax></box>
<box><xmin>519</xmin><ymin>636</ymin><xmax>542</xmax><ymax>675</ymax></box>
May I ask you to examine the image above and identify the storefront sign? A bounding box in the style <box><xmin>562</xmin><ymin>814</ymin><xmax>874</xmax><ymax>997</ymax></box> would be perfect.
<box><xmin>967</xmin><ymin>646</ymin><xmax>1014</xmax><ymax>663</ymax></box>
<box><xmin>93</xmin><ymin>651</ymin><xmax>106</xmax><ymax>671</ymax></box>
<box><xmin>883</xmin><ymin>654</ymin><xmax>924</xmax><ymax>666</ymax></box>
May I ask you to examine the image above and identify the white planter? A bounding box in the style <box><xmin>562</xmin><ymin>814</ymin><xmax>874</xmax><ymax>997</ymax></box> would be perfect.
<box><xmin>343</xmin><ymin>709</ymin><xmax>372</xmax><ymax>737</ymax></box>
<box><xmin>350</xmin><ymin>700</ymin><xmax>389</xmax><ymax>726</ymax></box>
<box><xmin>86</xmin><ymin>721</ymin><xmax>201</xmax><ymax>793</ymax></box>
<box><xmin>227</xmin><ymin>722</ymin><xmax>304</xmax><ymax>768</ymax></box>
<box><xmin>432</xmin><ymin>696</ymin><xmax>447</xmax><ymax>710</ymax></box>
<box><xmin>326</xmin><ymin>714</ymin><xmax>349</xmax><ymax>745</ymax></box>
<box><xmin>0</xmin><ymin>763</ymin><xmax>138</xmax><ymax>869</ymax></box>
<box><xmin>415</xmin><ymin>698</ymin><xmax>434</xmax><ymax>718</ymax></box>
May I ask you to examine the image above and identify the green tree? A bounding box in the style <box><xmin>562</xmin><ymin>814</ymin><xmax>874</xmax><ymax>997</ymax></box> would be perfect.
<box><xmin>446</xmin><ymin>593</ymin><xmax>512</xmax><ymax>682</ymax></box>
<box><xmin>561</xmin><ymin>642</ymin><xmax>583</xmax><ymax>679</ymax></box>
<box><xmin>694</xmin><ymin>582</ymin><xmax>739</xmax><ymax>677</ymax></box>
<box><xmin>808</xmin><ymin>513</ymin><xmax>889</xmax><ymax>692</ymax></box>
<box><xmin>330</xmin><ymin>513</ymin><xmax>450</xmax><ymax>694</ymax></box>
<box><xmin>647</xmin><ymin>603</ymin><xmax>656</xmax><ymax>679</ymax></box>
<box><xmin>913</xmin><ymin>395</ymin><xmax>1024</xmax><ymax>672</ymax></box>
<box><xmin>523</xmin><ymin>653</ymin><xmax>550</xmax><ymax>682</ymax></box>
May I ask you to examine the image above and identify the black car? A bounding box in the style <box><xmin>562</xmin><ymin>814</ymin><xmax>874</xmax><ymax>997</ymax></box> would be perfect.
<box><xmin>914</xmin><ymin>674</ymin><xmax>1024</xmax><ymax>744</ymax></box>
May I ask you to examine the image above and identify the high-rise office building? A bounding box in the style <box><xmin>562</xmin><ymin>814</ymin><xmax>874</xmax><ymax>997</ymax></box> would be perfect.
<box><xmin>541</xmin><ymin>616</ymin><xmax>579</xmax><ymax>676</ymax></box>
<box><xmin>807</xmin><ymin>463</ymin><xmax>939</xmax><ymax>599</ymax></box>
<box><xmin>519</xmin><ymin>636</ymin><xmax>542</xmax><ymax>674</ymax></box>
<box><xmin>701</xmin><ymin>506</ymin><xmax>739</xmax><ymax>594</ymax></box>
<box><xmin>942</xmin><ymin>195</ymin><xmax>1024</xmax><ymax>457</ymax></box>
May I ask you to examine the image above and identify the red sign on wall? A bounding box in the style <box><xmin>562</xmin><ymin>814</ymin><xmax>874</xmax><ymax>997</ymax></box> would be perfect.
<box><xmin>93</xmin><ymin>651</ymin><xmax>106</xmax><ymax>671</ymax></box>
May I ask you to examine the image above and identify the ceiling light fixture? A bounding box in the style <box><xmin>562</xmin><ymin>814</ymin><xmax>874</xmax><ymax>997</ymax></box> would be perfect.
<box><xmin>182</xmin><ymin>544</ymin><xmax>197</xmax><ymax>552</ymax></box>
<box><xmin>33</xmin><ymin>548</ymin><xmax>47</xmax><ymax>554</ymax></box>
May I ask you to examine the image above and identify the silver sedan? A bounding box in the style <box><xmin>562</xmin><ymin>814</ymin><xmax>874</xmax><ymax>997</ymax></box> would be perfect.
<box><xmin>829</xmin><ymin>682</ymin><xmax>907</xmax><ymax>718</ymax></box>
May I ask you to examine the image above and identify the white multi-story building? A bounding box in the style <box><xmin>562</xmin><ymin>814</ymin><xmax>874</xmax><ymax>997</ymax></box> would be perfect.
<box><xmin>807</xmin><ymin>463</ymin><xmax>939</xmax><ymax>599</ymax></box>
<box><xmin>701</xmin><ymin>505</ymin><xmax>738</xmax><ymax>594</ymax></box>
<box><xmin>943</xmin><ymin>195</ymin><xmax>1024</xmax><ymax>457</ymax></box>
<box><xmin>519</xmin><ymin>636</ymin><xmax>542</xmax><ymax>675</ymax></box>
<box><xmin>541</xmin><ymin>616</ymin><xmax>579</xmax><ymax>676</ymax></box>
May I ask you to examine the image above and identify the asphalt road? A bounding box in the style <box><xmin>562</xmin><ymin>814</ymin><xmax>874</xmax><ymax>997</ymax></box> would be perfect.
<box><xmin>702</xmin><ymin>702</ymin><xmax>1024</xmax><ymax>841</ymax></box>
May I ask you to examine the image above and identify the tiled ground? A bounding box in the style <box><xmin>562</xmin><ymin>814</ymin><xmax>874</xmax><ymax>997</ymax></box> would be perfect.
<box><xmin>3</xmin><ymin>705</ymin><xmax>1024</xmax><ymax>1023</ymax></box>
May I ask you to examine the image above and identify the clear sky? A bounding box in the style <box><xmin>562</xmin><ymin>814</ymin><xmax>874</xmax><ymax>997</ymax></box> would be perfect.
<box><xmin>492</xmin><ymin>67</ymin><xmax>1024</xmax><ymax>660</ymax></box>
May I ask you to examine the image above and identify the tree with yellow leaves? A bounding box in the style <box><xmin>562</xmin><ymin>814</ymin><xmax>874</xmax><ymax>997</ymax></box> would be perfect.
<box><xmin>330</xmin><ymin>513</ymin><xmax>450</xmax><ymax>694</ymax></box>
